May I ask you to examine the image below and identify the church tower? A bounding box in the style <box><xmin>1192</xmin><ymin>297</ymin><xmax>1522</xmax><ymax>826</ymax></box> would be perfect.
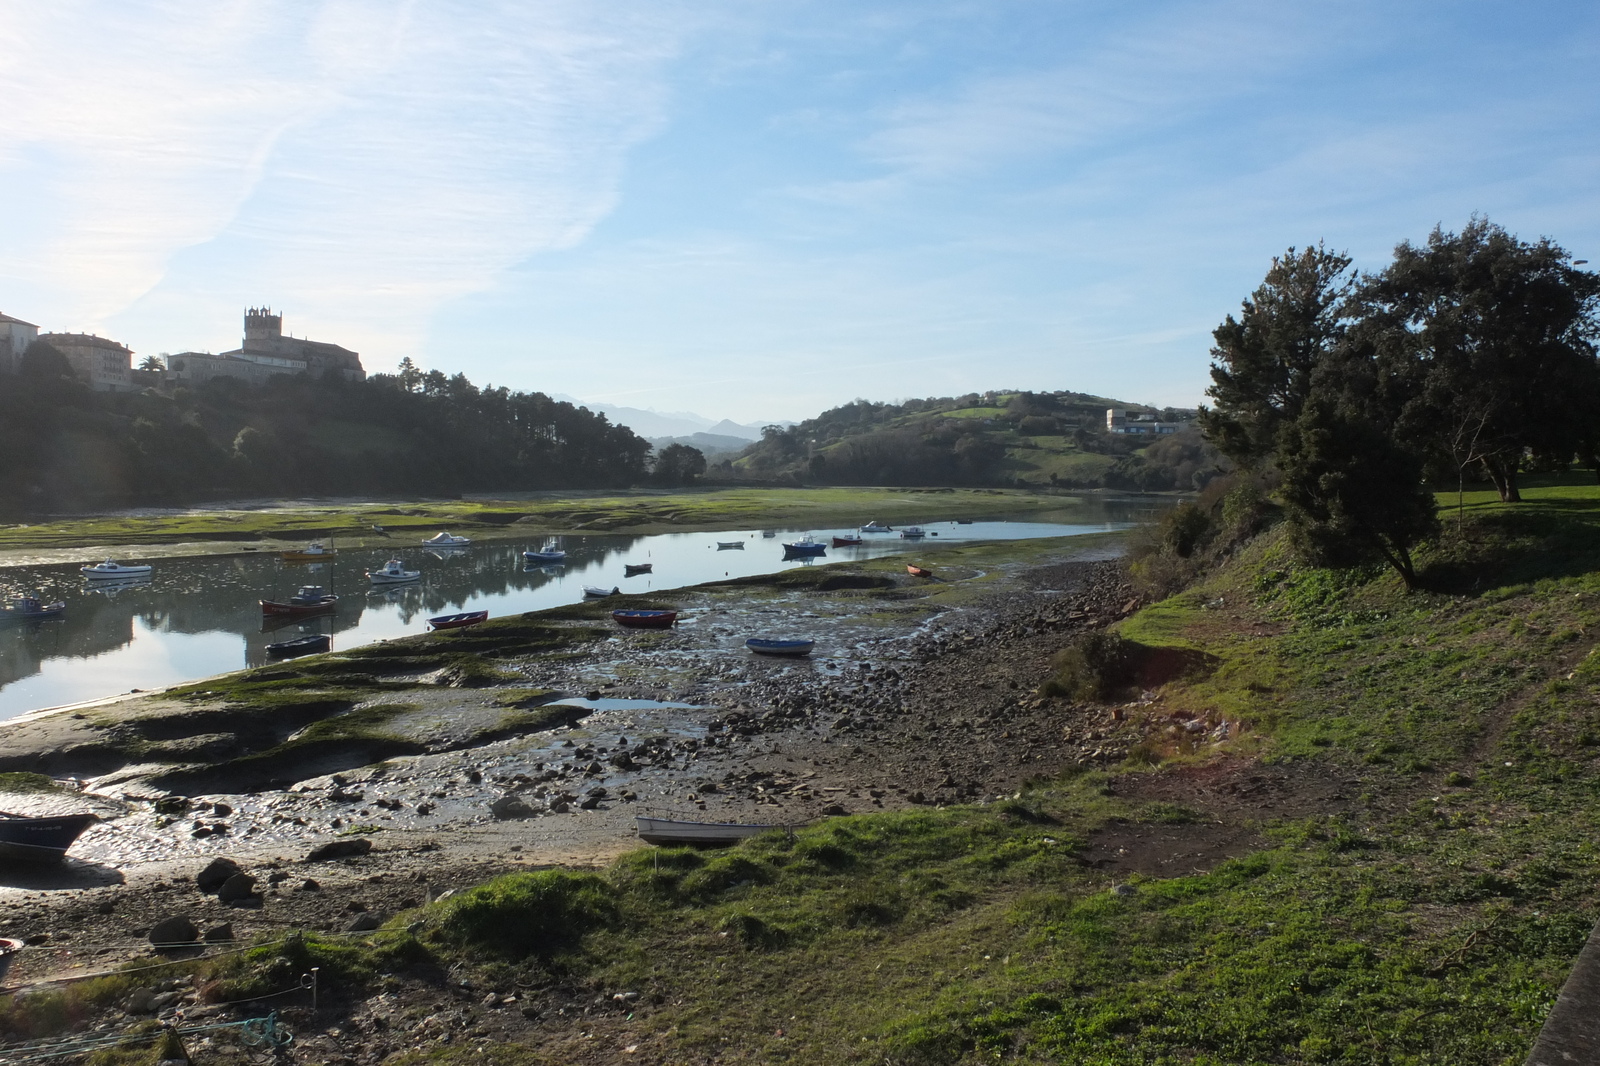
<box><xmin>243</xmin><ymin>307</ymin><xmax>282</xmax><ymax>349</ymax></box>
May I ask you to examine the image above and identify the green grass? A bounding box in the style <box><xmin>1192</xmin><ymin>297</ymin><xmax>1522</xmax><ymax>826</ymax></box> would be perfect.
<box><xmin>0</xmin><ymin>771</ymin><xmax>63</xmax><ymax>793</ymax></box>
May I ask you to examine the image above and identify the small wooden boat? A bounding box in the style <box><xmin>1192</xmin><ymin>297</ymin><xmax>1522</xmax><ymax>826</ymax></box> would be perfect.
<box><xmin>746</xmin><ymin>637</ymin><xmax>815</xmax><ymax>656</ymax></box>
<box><xmin>782</xmin><ymin>537</ymin><xmax>827</xmax><ymax>556</ymax></box>
<box><xmin>613</xmin><ymin>609</ymin><xmax>678</xmax><ymax>629</ymax></box>
<box><xmin>81</xmin><ymin>560</ymin><xmax>152</xmax><ymax>579</ymax></box>
<box><xmin>860</xmin><ymin>522</ymin><xmax>892</xmax><ymax>533</ymax></box>
<box><xmin>899</xmin><ymin>526</ymin><xmax>926</xmax><ymax>539</ymax></box>
<box><xmin>523</xmin><ymin>549</ymin><xmax>567</xmax><ymax>564</ymax></box>
<box><xmin>280</xmin><ymin>541</ymin><xmax>336</xmax><ymax>562</ymax></box>
<box><xmin>832</xmin><ymin>535</ymin><xmax>863</xmax><ymax>547</ymax></box>
<box><xmin>2</xmin><ymin>595</ymin><xmax>66</xmax><ymax>622</ymax></box>
<box><xmin>0</xmin><ymin>811</ymin><xmax>99</xmax><ymax>863</ymax></box>
<box><xmin>423</xmin><ymin>532</ymin><xmax>472</xmax><ymax>548</ymax></box>
<box><xmin>0</xmin><ymin>937</ymin><xmax>20</xmax><ymax>982</ymax></box>
<box><xmin>761</xmin><ymin>530</ymin><xmax>777</xmax><ymax>538</ymax></box>
<box><xmin>636</xmin><ymin>814</ymin><xmax>780</xmax><ymax>846</ymax></box>
<box><xmin>624</xmin><ymin>563</ymin><xmax>653</xmax><ymax>575</ymax></box>
<box><xmin>584</xmin><ymin>585</ymin><xmax>620</xmax><ymax>598</ymax></box>
<box><xmin>266</xmin><ymin>633</ymin><xmax>331</xmax><ymax>658</ymax></box>
<box><xmin>368</xmin><ymin>559</ymin><xmax>421</xmax><ymax>584</ymax></box>
<box><xmin>907</xmin><ymin>565</ymin><xmax>933</xmax><ymax>579</ymax></box>
<box><xmin>717</xmin><ymin>541</ymin><xmax>745</xmax><ymax>550</ymax></box>
<box><xmin>429</xmin><ymin>610</ymin><xmax>489</xmax><ymax>630</ymax></box>
<box><xmin>260</xmin><ymin>585</ymin><xmax>338</xmax><ymax>616</ymax></box>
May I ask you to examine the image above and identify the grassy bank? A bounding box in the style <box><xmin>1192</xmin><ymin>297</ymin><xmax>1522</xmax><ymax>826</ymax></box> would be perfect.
<box><xmin>0</xmin><ymin>486</ymin><xmax>1093</xmax><ymax>557</ymax></box>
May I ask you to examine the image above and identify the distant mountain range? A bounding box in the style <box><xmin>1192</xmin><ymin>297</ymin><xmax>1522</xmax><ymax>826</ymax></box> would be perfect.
<box><xmin>551</xmin><ymin>397</ymin><xmax>784</xmax><ymax>442</ymax></box>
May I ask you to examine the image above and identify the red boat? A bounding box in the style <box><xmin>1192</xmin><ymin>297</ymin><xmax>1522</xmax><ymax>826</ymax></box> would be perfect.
<box><xmin>261</xmin><ymin>585</ymin><xmax>338</xmax><ymax>616</ymax></box>
<box><xmin>429</xmin><ymin>610</ymin><xmax>489</xmax><ymax>630</ymax></box>
<box><xmin>907</xmin><ymin>565</ymin><xmax>933</xmax><ymax>578</ymax></box>
<box><xmin>613</xmin><ymin>609</ymin><xmax>678</xmax><ymax>629</ymax></box>
<box><xmin>832</xmin><ymin>535</ymin><xmax>863</xmax><ymax>547</ymax></box>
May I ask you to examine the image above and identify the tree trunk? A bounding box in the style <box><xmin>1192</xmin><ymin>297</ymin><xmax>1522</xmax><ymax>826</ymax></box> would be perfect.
<box><xmin>1483</xmin><ymin>458</ymin><xmax>1522</xmax><ymax>503</ymax></box>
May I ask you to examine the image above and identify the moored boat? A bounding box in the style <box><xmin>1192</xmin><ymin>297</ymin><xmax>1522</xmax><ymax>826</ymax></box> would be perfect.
<box><xmin>260</xmin><ymin>585</ymin><xmax>338</xmax><ymax>616</ymax></box>
<box><xmin>955</xmin><ymin>519</ymin><xmax>973</xmax><ymax>525</ymax></box>
<box><xmin>860</xmin><ymin>521</ymin><xmax>892</xmax><ymax>533</ymax></box>
<box><xmin>782</xmin><ymin>537</ymin><xmax>827</xmax><ymax>556</ymax></box>
<box><xmin>265</xmin><ymin>633</ymin><xmax>331</xmax><ymax>658</ymax></box>
<box><xmin>423</xmin><ymin>532</ymin><xmax>472</xmax><ymax>547</ymax></box>
<box><xmin>613</xmin><ymin>609</ymin><xmax>678</xmax><ymax>629</ymax></box>
<box><xmin>280</xmin><ymin>541</ymin><xmax>336</xmax><ymax>562</ymax></box>
<box><xmin>583</xmin><ymin>585</ymin><xmax>620</xmax><ymax>598</ymax></box>
<box><xmin>368</xmin><ymin>559</ymin><xmax>421</xmax><ymax>584</ymax></box>
<box><xmin>716</xmin><ymin>541</ymin><xmax>745</xmax><ymax>550</ymax></box>
<box><xmin>635</xmin><ymin>814</ymin><xmax>780</xmax><ymax>846</ymax></box>
<box><xmin>832</xmin><ymin>535</ymin><xmax>863</xmax><ymax>547</ymax></box>
<box><xmin>746</xmin><ymin>637</ymin><xmax>815</xmax><ymax>656</ymax></box>
<box><xmin>623</xmin><ymin>563</ymin><xmax>653</xmax><ymax>575</ymax></box>
<box><xmin>0</xmin><ymin>811</ymin><xmax>99</xmax><ymax>863</ymax></box>
<box><xmin>429</xmin><ymin>610</ymin><xmax>489</xmax><ymax>631</ymax></box>
<box><xmin>907</xmin><ymin>565</ymin><xmax>933</xmax><ymax>578</ymax></box>
<box><xmin>523</xmin><ymin>549</ymin><xmax>567</xmax><ymax>564</ymax></box>
<box><xmin>2</xmin><ymin>595</ymin><xmax>66</xmax><ymax>622</ymax></box>
<box><xmin>899</xmin><ymin>526</ymin><xmax>926</xmax><ymax>539</ymax></box>
<box><xmin>81</xmin><ymin>560</ymin><xmax>153</xmax><ymax>579</ymax></box>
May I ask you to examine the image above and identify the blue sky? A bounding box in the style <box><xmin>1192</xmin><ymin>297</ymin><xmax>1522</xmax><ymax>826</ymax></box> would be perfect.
<box><xmin>2</xmin><ymin>1</ymin><xmax>1597</xmax><ymax>422</ymax></box>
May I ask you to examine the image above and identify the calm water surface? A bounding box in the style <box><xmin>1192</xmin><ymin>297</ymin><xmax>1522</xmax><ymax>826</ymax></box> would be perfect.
<box><xmin>0</xmin><ymin>499</ymin><xmax>1165</xmax><ymax>719</ymax></box>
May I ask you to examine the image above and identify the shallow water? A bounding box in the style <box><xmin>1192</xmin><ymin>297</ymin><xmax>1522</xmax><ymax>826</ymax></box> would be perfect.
<box><xmin>0</xmin><ymin>498</ymin><xmax>1163</xmax><ymax>718</ymax></box>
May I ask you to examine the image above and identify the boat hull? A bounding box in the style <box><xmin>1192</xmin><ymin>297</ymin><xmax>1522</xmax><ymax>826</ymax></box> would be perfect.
<box><xmin>0</xmin><ymin>813</ymin><xmax>98</xmax><ymax>863</ymax></box>
<box><xmin>907</xmin><ymin>565</ymin><xmax>933</xmax><ymax>578</ymax></box>
<box><xmin>260</xmin><ymin>598</ymin><xmax>337</xmax><ymax>616</ymax></box>
<box><xmin>782</xmin><ymin>543</ymin><xmax>826</xmax><ymax>556</ymax></box>
<box><xmin>523</xmin><ymin>551</ymin><xmax>566</xmax><ymax>564</ymax></box>
<box><xmin>82</xmin><ymin>565</ymin><xmax>152</xmax><ymax>579</ymax></box>
<box><xmin>832</xmin><ymin>537</ymin><xmax>862</xmax><ymax>547</ymax></box>
<box><xmin>583</xmin><ymin>587</ymin><xmax>619</xmax><ymax>598</ymax></box>
<box><xmin>613</xmin><ymin>610</ymin><xmax>677</xmax><ymax>629</ymax></box>
<box><xmin>429</xmin><ymin>611</ymin><xmax>489</xmax><ymax>630</ymax></box>
<box><xmin>266</xmin><ymin>634</ymin><xmax>331</xmax><ymax>658</ymax></box>
<box><xmin>716</xmin><ymin>542</ymin><xmax>745</xmax><ymax>550</ymax></box>
<box><xmin>623</xmin><ymin>564</ymin><xmax>653</xmax><ymax>575</ymax></box>
<box><xmin>635</xmin><ymin>816</ymin><xmax>778</xmax><ymax>846</ymax></box>
<box><xmin>746</xmin><ymin>638</ymin><xmax>815</xmax><ymax>656</ymax></box>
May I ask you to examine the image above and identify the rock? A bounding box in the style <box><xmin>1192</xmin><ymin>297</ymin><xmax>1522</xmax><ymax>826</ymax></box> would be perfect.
<box><xmin>217</xmin><ymin>873</ymin><xmax>258</xmax><ymax>904</ymax></box>
<box><xmin>821</xmin><ymin>804</ymin><xmax>848</xmax><ymax>817</ymax></box>
<box><xmin>212</xmin><ymin>801</ymin><xmax>233</xmax><ymax>817</ymax></box>
<box><xmin>548</xmin><ymin>800</ymin><xmax>570</xmax><ymax>814</ymax></box>
<box><xmin>203</xmin><ymin>923</ymin><xmax>234</xmax><ymax>943</ymax></box>
<box><xmin>300</xmin><ymin>879</ymin><xmax>321</xmax><ymax>892</ymax></box>
<box><xmin>304</xmin><ymin>838</ymin><xmax>373</xmax><ymax>862</ymax></box>
<box><xmin>578</xmin><ymin>795</ymin><xmax>601</xmax><ymax>810</ymax></box>
<box><xmin>125</xmin><ymin>987</ymin><xmax>159</xmax><ymax>1013</ymax></box>
<box><xmin>347</xmin><ymin>913</ymin><xmax>383</xmax><ymax>933</ymax></box>
<box><xmin>148</xmin><ymin>916</ymin><xmax>199</xmax><ymax>948</ymax></box>
<box><xmin>153</xmin><ymin>796</ymin><xmax>190</xmax><ymax>816</ymax></box>
<box><xmin>266</xmin><ymin>870</ymin><xmax>289</xmax><ymax>885</ymax></box>
<box><xmin>490</xmin><ymin>795</ymin><xmax>538</xmax><ymax>820</ymax></box>
<box><xmin>196</xmin><ymin>858</ymin><xmax>243</xmax><ymax>894</ymax></box>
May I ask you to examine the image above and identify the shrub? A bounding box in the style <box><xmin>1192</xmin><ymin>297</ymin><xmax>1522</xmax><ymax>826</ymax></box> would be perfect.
<box><xmin>1041</xmin><ymin>631</ymin><xmax>1137</xmax><ymax>701</ymax></box>
<box><xmin>437</xmin><ymin>871</ymin><xmax>619</xmax><ymax>959</ymax></box>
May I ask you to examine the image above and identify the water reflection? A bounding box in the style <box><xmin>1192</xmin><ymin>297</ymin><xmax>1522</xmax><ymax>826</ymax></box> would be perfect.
<box><xmin>0</xmin><ymin>498</ymin><xmax>1167</xmax><ymax>718</ymax></box>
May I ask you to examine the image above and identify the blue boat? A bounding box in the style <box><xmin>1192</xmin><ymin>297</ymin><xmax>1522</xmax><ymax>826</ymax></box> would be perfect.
<box><xmin>0</xmin><ymin>812</ymin><xmax>99</xmax><ymax>863</ymax></box>
<box><xmin>266</xmin><ymin>633</ymin><xmax>331</xmax><ymax>658</ymax></box>
<box><xmin>746</xmin><ymin>637</ymin><xmax>816</xmax><ymax>657</ymax></box>
<box><xmin>523</xmin><ymin>549</ymin><xmax>567</xmax><ymax>564</ymax></box>
<box><xmin>2</xmin><ymin>595</ymin><xmax>65</xmax><ymax>623</ymax></box>
<box><xmin>782</xmin><ymin>536</ymin><xmax>827</xmax><ymax>557</ymax></box>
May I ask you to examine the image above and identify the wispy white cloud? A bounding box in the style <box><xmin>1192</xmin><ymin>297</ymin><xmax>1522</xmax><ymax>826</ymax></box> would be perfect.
<box><xmin>0</xmin><ymin>1</ymin><xmax>688</xmax><ymax>353</ymax></box>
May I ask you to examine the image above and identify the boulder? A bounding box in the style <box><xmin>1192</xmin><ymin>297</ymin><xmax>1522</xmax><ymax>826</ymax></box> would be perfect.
<box><xmin>195</xmin><ymin>858</ymin><xmax>243</xmax><ymax>894</ymax></box>
<box><xmin>216</xmin><ymin>873</ymin><xmax>257</xmax><ymax>904</ymax></box>
<box><xmin>347</xmin><ymin>913</ymin><xmax>383</xmax><ymax>933</ymax></box>
<box><xmin>490</xmin><ymin>795</ymin><xmax>538</xmax><ymax>819</ymax></box>
<box><xmin>202</xmin><ymin>923</ymin><xmax>234</xmax><ymax>943</ymax></box>
<box><xmin>304</xmin><ymin>838</ymin><xmax>373</xmax><ymax>862</ymax></box>
<box><xmin>148</xmin><ymin>916</ymin><xmax>199</xmax><ymax>949</ymax></box>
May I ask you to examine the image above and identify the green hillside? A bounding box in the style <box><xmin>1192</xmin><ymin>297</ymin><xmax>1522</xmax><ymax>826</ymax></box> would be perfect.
<box><xmin>726</xmin><ymin>390</ymin><xmax>1219</xmax><ymax>491</ymax></box>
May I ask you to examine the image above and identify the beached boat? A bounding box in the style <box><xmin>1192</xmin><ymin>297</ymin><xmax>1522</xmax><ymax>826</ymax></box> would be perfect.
<box><xmin>265</xmin><ymin>633</ymin><xmax>331</xmax><ymax>658</ymax></box>
<box><xmin>613</xmin><ymin>609</ymin><xmax>678</xmax><ymax>629</ymax></box>
<box><xmin>260</xmin><ymin>585</ymin><xmax>338</xmax><ymax>616</ymax></box>
<box><xmin>422</xmin><ymin>532</ymin><xmax>472</xmax><ymax>548</ymax></box>
<box><xmin>2</xmin><ymin>595</ymin><xmax>66</xmax><ymax>623</ymax></box>
<box><xmin>746</xmin><ymin>637</ymin><xmax>815</xmax><ymax>656</ymax></box>
<box><xmin>907</xmin><ymin>565</ymin><xmax>934</xmax><ymax>579</ymax></box>
<box><xmin>635</xmin><ymin>814</ymin><xmax>781</xmax><ymax>846</ymax></box>
<box><xmin>523</xmin><ymin>549</ymin><xmax>567</xmax><ymax>564</ymax></box>
<box><xmin>716</xmin><ymin>541</ymin><xmax>745</xmax><ymax>550</ymax></box>
<box><xmin>81</xmin><ymin>560</ymin><xmax>153</xmax><ymax>579</ymax></box>
<box><xmin>860</xmin><ymin>521</ymin><xmax>892</xmax><ymax>533</ymax></box>
<box><xmin>899</xmin><ymin>526</ymin><xmax>926</xmax><ymax>539</ymax></box>
<box><xmin>832</xmin><ymin>535</ymin><xmax>863</xmax><ymax>547</ymax></box>
<box><xmin>623</xmin><ymin>563</ymin><xmax>653</xmax><ymax>575</ymax></box>
<box><xmin>368</xmin><ymin>559</ymin><xmax>421</xmax><ymax>584</ymax></box>
<box><xmin>782</xmin><ymin>537</ymin><xmax>827</xmax><ymax>556</ymax></box>
<box><xmin>429</xmin><ymin>610</ymin><xmax>489</xmax><ymax>631</ymax></box>
<box><xmin>280</xmin><ymin>541</ymin><xmax>336</xmax><ymax>562</ymax></box>
<box><xmin>0</xmin><ymin>811</ymin><xmax>99</xmax><ymax>863</ymax></box>
<box><xmin>584</xmin><ymin>585</ymin><xmax>620</xmax><ymax>598</ymax></box>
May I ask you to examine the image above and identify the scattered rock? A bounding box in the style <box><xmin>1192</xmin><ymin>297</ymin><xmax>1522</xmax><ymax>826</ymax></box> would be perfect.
<box><xmin>347</xmin><ymin>913</ymin><xmax>383</xmax><ymax>933</ymax></box>
<box><xmin>300</xmin><ymin>879</ymin><xmax>322</xmax><ymax>892</ymax></box>
<box><xmin>203</xmin><ymin>923</ymin><xmax>234</xmax><ymax>943</ymax></box>
<box><xmin>148</xmin><ymin>916</ymin><xmax>199</xmax><ymax>948</ymax></box>
<box><xmin>490</xmin><ymin>795</ymin><xmax>538</xmax><ymax>819</ymax></box>
<box><xmin>217</xmin><ymin>873</ymin><xmax>258</xmax><ymax>904</ymax></box>
<box><xmin>196</xmin><ymin>858</ymin><xmax>243</xmax><ymax>894</ymax></box>
<box><xmin>821</xmin><ymin>804</ymin><xmax>848</xmax><ymax>817</ymax></box>
<box><xmin>304</xmin><ymin>838</ymin><xmax>373</xmax><ymax>862</ymax></box>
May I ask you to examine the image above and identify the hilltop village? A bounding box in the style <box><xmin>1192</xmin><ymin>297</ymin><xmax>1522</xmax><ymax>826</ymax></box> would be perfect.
<box><xmin>0</xmin><ymin>307</ymin><xmax>363</xmax><ymax>392</ymax></box>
